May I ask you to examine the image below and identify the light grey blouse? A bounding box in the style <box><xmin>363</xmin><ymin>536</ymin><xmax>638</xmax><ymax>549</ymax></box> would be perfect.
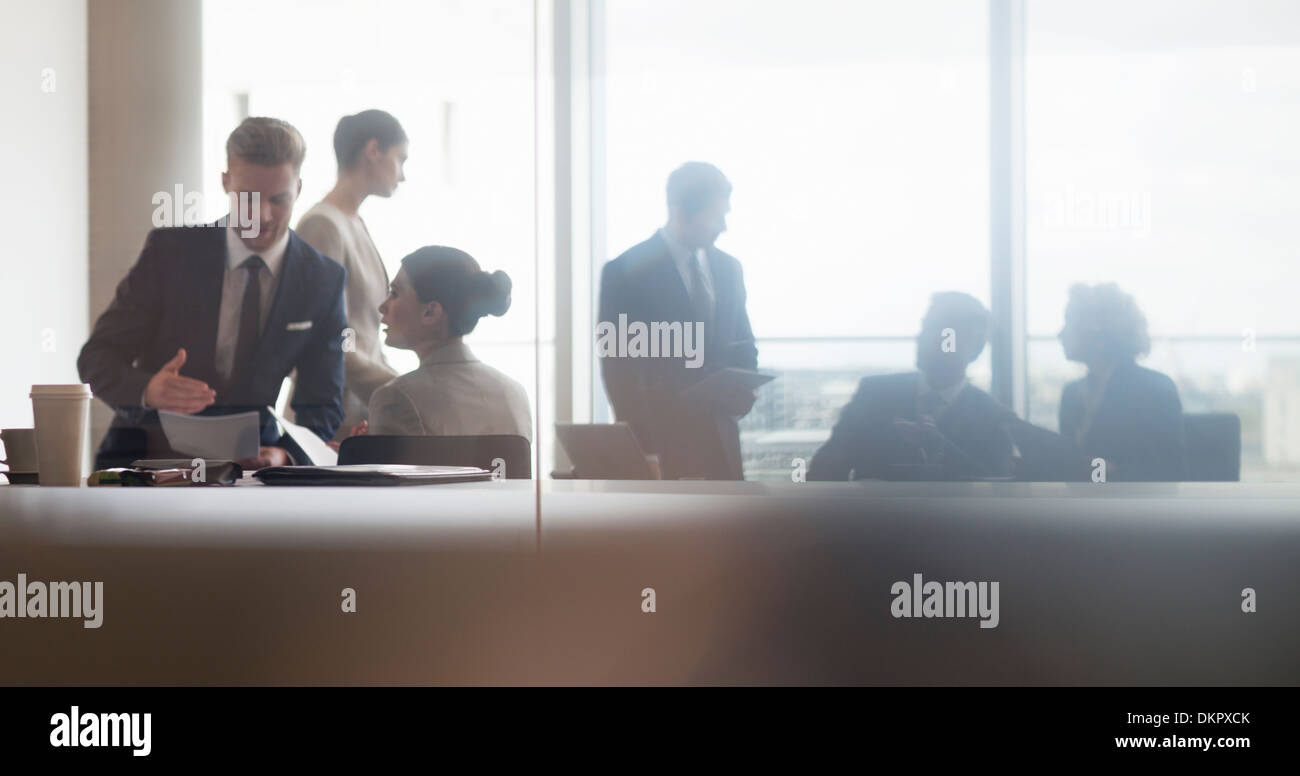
<box><xmin>368</xmin><ymin>341</ymin><xmax>533</xmax><ymax>442</ymax></box>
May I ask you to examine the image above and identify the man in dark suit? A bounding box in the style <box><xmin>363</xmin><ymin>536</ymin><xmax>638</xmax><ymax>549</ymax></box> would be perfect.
<box><xmin>808</xmin><ymin>292</ymin><xmax>1015</xmax><ymax>481</ymax></box>
<box><xmin>598</xmin><ymin>162</ymin><xmax>758</xmax><ymax>480</ymax></box>
<box><xmin>78</xmin><ymin>117</ymin><xmax>347</xmax><ymax>470</ymax></box>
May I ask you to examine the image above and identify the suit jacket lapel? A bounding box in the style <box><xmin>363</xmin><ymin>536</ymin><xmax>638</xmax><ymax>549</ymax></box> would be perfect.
<box><xmin>704</xmin><ymin>247</ymin><xmax>731</xmax><ymax>346</ymax></box>
<box><xmin>254</xmin><ymin>233</ymin><xmax>308</xmax><ymax>366</ymax></box>
<box><xmin>939</xmin><ymin>385</ymin><xmax>976</xmax><ymax>437</ymax></box>
<box><xmin>187</xmin><ymin>226</ymin><xmax>227</xmax><ymax>390</ymax></box>
<box><xmin>643</xmin><ymin>232</ymin><xmax>693</xmax><ymax>325</ymax></box>
<box><xmin>899</xmin><ymin>372</ymin><xmax>921</xmax><ymax>421</ymax></box>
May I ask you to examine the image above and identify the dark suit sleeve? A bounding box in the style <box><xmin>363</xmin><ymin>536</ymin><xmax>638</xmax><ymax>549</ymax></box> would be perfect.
<box><xmin>939</xmin><ymin>409</ymin><xmax>1015</xmax><ymax>479</ymax></box>
<box><xmin>808</xmin><ymin>379</ymin><xmax>872</xmax><ymax>481</ymax></box>
<box><xmin>76</xmin><ymin>231</ymin><xmax>166</xmax><ymax>413</ymax></box>
<box><xmin>723</xmin><ymin>259</ymin><xmax>758</xmax><ymax>371</ymax></box>
<box><xmin>287</xmin><ymin>265</ymin><xmax>347</xmax><ymax>442</ymax></box>
<box><xmin>598</xmin><ymin>260</ymin><xmax>654</xmax><ymax>443</ymax></box>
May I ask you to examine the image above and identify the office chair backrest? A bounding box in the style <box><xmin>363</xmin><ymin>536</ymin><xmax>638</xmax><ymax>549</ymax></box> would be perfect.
<box><xmin>337</xmin><ymin>434</ymin><xmax>532</xmax><ymax>479</ymax></box>
<box><xmin>1182</xmin><ymin>413</ymin><xmax>1240</xmax><ymax>482</ymax></box>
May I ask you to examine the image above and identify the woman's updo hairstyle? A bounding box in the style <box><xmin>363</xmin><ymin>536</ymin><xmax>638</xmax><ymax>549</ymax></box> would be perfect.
<box><xmin>333</xmin><ymin>109</ymin><xmax>407</xmax><ymax>170</ymax></box>
<box><xmin>400</xmin><ymin>246</ymin><xmax>512</xmax><ymax>336</ymax></box>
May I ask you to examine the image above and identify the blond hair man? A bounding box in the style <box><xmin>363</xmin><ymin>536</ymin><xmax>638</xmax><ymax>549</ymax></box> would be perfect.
<box><xmin>79</xmin><ymin>117</ymin><xmax>348</xmax><ymax>470</ymax></box>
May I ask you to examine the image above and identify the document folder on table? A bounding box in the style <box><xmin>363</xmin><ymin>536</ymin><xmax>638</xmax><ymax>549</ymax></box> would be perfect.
<box><xmin>253</xmin><ymin>464</ymin><xmax>493</xmax><ymax>486</ymax></box>
<box><xmin>678</xmin><ymin>368</ymin><xmax>775</xmax><ymax>403</ymax></box>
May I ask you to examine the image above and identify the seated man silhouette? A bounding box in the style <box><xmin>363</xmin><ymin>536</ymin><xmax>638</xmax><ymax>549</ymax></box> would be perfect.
<box><xmin>808</xmin><ymin>292</ymin><xmax>1015</xmax><ymax>481</ymax></box>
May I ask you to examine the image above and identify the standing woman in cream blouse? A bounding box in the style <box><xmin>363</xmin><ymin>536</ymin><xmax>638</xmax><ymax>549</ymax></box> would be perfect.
<box><xmin>367</xmin><ymin>246</ymin><xmax>532</xmax><ymax>441</ymax></box>
<box><xmin>296</xmin><ymin>109</ymin><xmax>407</xmax><ymax>439</ymax></box>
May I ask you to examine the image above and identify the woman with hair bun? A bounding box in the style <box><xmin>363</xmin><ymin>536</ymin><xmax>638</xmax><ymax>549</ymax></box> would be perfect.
<box><xmin>1057</xmin><ymin>282</ymin><xmax>1186</xmax><ymax>481</ymax></box>
<box><xmin>366</xmin><ymin>246</ymin><xmax>532</xmax><ymax>440</ymax></box>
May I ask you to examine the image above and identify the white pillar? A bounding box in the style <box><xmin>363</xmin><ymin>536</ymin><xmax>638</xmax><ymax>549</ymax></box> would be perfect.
<box><xmin>0</xmin><ymin>0</ymin><xmax>88</xmax><ymax>432</ymax></box>
<box><xmin>87</xmin><ymin>0</ymin><xmax>204</xmax><ymax>445</ymax></box>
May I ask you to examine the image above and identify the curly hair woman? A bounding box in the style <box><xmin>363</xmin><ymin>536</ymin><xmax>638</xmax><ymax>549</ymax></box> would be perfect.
<box><xmin>1057</xmin><ymin>283</ymin><xmax>1187</xmax><ymax>481</ymax></box>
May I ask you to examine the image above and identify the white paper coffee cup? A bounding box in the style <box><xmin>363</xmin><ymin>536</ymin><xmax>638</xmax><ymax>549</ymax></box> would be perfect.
<box><xmin>30</xmin><ymin>384</ymin><xmax>93</xmax><ymax>486</ymax></box>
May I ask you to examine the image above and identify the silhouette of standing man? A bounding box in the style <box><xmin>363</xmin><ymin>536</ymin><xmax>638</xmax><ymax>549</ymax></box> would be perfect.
<box><xmin>599</xmin><ymin>162</ymin><xmax>758</xmax><ymax>480</ymax></box>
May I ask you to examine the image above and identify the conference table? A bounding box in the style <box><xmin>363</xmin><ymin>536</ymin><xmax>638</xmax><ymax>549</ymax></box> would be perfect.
<box><xmin>1</xmin><ymin>479</ymin><xmax>1298</xmax><ymax>685</ymax></box>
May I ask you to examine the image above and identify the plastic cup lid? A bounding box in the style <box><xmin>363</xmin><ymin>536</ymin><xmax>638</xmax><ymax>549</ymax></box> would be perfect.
<box><xmin>30</xmin><ymin>384</ymin><xmax>93</xmax><ymax>398</ymax></box>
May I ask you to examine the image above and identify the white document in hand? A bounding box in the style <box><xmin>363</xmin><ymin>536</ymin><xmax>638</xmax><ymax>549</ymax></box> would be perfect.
<box><xmin>157</xmin><ymin>410</ymin><xmax>261</xmax><ymax>460</ymax></box>
<box><xmin>266</xmin><ymin>406</ymin><xmax>338</xmax><ymax>466</ymax></box>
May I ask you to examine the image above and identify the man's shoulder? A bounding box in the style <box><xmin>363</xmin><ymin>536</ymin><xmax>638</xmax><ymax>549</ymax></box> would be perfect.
<box><xmin>844</xmin><ymin>372</ymin><xmax>918</xmax><ymax>408</ymax></box>
<box><xmin>956</xmin><ymin>383</ymin><xmax>1016</xmax><ymax>422</ymax></box>
<box><xmin>128</xmin><ymin>227</ymin><xmax>223</xmax><ymax>277</ymax></box>
<box><xmin>957</xmin><ymin>381</ymin><xmax>997</xmax><ymax>403</ymax></box>
<box><xmin>607</xmin><ymin>233</ymin><xmax>668</xmax><ymax>272</ymax></box>
<box><xmin>857</xmin><ymin>372</ymin><xmax>918</xmax><ymax>392</ymax></box>
<box><xmin>142</xmin><ymin>224</ymin><xmax>223</xmax><ymax>252</ymax></box>
<box><xmin>706</xmin><ymin>245</ymin><xmax>743</xmax><ymax>271</ymax></box>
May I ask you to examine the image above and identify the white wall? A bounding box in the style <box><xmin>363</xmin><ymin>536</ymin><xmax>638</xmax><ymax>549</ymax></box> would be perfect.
<box><xmin>0</xmin><ymin>0</ymin><xmax>88</xmax><ymax>430</ymax></box>
<box><xmin>86</xmin><ymin>0</ymin><xmax>203</xmax><ymax>446</ymax></box>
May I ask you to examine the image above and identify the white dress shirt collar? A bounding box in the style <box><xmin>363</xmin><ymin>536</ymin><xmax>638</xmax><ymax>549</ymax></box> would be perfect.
<box><xmin>659</xmin><ymin>226</ymin><xmax>694</xmax><ymax>265</ymax></box>
<box><xmin>660</xmin><ymin>225</ymin><xmax>711</xmax><ymax>268</ymax></box>
<box><xmin>225</xmin><ymin>224</ymin><xmax>289</xmax><ymax>276</ymax></box>
<box><xmin>918</xmin><ymin>372</ymin><xmax>967</xmax><ymax>407</ymax></box>
<box><xmin>658</xmin><ymin>226</ymin><xmax>714</xmax><ymax>303</ymax></box>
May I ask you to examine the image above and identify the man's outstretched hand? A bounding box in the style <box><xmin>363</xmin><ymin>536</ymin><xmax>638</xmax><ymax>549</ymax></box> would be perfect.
<box><xmin>893</xmin><ymin>418</ymin><xmax>947</xmax><ymax>455</ymax></box>
<box><xmin>145</xmin><ymin>348</ymin><xmax>216</xmax><ymax>413</ymax></box>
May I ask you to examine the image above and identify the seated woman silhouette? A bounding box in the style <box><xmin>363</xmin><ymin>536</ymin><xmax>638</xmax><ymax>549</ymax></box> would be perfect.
<box><xmin>1057</xmin><ymin>282</ymin><xmax>1186</xmax><ymax>481</ymax></box>
<box><xmin>364</xmin><ymin>246</ymin><xmax>532</xmax><ymax>441</ymax></box>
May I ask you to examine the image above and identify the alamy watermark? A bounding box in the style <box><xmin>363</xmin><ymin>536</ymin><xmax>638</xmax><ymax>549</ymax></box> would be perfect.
<box><xmin>0</xmin><ymin>573</ymin><xmax>103</xmax><ymax>628</ymax></box>
<box><xmin>596</xmin><ymin>314</ymin><xmax>704</xmax><ymax>368</ymax></box>
<box><xmin>50</xmin><ymin>706</ymin><xmax>150</xmax><ymax>756</ymax></box>
<box><xmin>891</xmin><ymin>573</ymin><xmax>999</xmax><ymax>628</ymax></box>
<box><xmin>152</xmin><ymin>185</ymin><xmax>261</xmax><ymax>238</ymax></box>
<box><xmin>1042</xmin><ymin>186</ymin><xmax>1151</xmax><ymax>238</ymax></box>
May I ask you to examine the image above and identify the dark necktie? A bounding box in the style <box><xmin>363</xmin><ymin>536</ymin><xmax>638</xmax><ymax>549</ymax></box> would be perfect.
<box><xmin>917</xmin><ymin>390</ymin><xmax>945</xmax><ymax>423</ymax></box>
<box><xmin>230</xmin><ymin>255</ymin><xmax>265</xmax><ymax>401</ymax></box>
<box><xmin>687</xmin><ymin>253</ymin><xmax>714</xmax><ymax>329</ymax></box>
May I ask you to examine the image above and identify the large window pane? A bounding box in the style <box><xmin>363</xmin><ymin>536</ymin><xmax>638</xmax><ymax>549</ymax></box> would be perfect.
<box><xmin>1026</xmin><ymin>0</ymin><xmax>1300</xmax><ymax>479</ymax></box>
<box><xmin>600</xmin><ymin>0</ymin><xmax>990</xmax><ymax>479</ymax></box>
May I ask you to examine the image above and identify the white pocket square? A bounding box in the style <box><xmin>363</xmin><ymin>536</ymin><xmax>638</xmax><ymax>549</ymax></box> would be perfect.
<box><xmin>286</xmin><ymin>320</ymin><xmax>313</xmax><ymax>331</ymax></box>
